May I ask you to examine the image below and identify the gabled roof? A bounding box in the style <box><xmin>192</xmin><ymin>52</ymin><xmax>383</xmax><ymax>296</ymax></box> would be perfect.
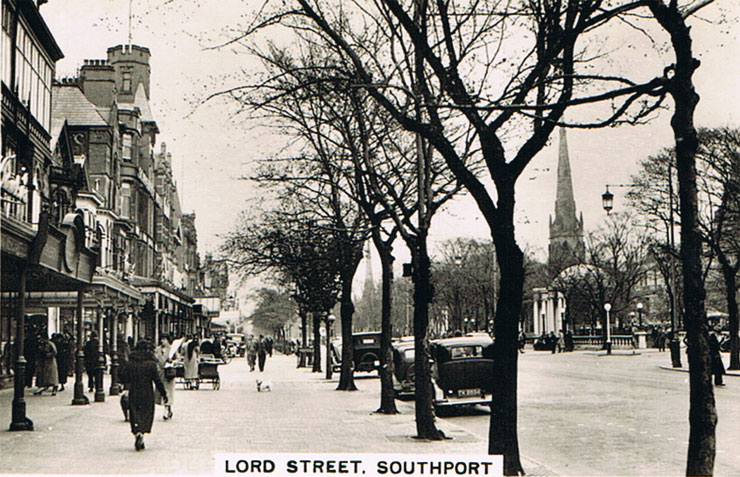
<box><xmin>52</xmin><ymin>85</ymin><xmax>109</xmax><ymax>127</ymax></box>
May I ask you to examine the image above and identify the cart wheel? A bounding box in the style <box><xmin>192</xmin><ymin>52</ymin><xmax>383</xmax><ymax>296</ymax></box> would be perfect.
<box><xmin>214</xmin><ymin>378</ymin><xmax>220</xmax><ymax>390</ymax></box>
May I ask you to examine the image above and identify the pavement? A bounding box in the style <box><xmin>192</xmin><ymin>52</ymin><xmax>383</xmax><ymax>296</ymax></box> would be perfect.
<box><xmin>2</xmin><ymin>349</ymin><xmax>738</xmax><ymax>476</ymax></box>
<box><xmin>0</xmin><ymin>352</ymin><xmax>555</xmax><ymax>476</ymax></box>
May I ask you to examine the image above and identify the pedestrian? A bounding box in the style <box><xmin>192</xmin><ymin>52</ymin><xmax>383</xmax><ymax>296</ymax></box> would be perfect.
<box><xmin>257</xmin><ymin>334</ymin><xmax>268</xmax><ymax>372</ymax></box>
<box><xmin>557</xmin><ymin>330</ymin><xmax>565</xmax><ymax>353</ymax></box>
<box><xmin>33</xmin><ymin>333</ymin><xmax>58</xmax><ymax>395</ymax></box>
<box><xmin>119</xmin><ymin>339</ymin><xmax>168</xmax><ymax>451</ymax></box>
<box><xmin>51</xmin><ymin>332</ymin><xmax>70</xmax><ymax>392</ymax></box>
<box><xmin>117</xmin><ymin>335</ymin><xmax>131</xmax><ymax>364</ymax></box>
<box><xmin>24</xmin><ymin>326</ymin><xmax>38</xmax><ymax>387</ymax></box>
<box><xmin>517</xmin><ymin>331</ymin><xmax>526</xmax><ymax>354</ymax></box>
<box><xmin>266</xmin><ymin>337</ymin><xmax>273</xmax><ymax>357</ymax></box>
<box><xmin>708</xmin><ymin>328</ymin><xmax>726</xmax><ymax>386</ymax></box>
<box><xmin>183</xmin><ymin>336</ymin><xmax>199</xmax><ymax>383</ymax></box>
<box><xmin>154</xmin><ymin>334</ymin><xmax>175</xmax><ymax>420</ymax></box>
<box><xmin>548</xmin><ymin>331</ymin><xmax>558</xmax><ymax>354</ymax></box>
<box><xmin>2</xmin><ymin>339</ymin><xmax>15</xmax><ymax>377</ymax></box>
<box><xmin>83</xmin><ymin>332</ymin><xmax>99</xmax><ymax>392</ymax></box>
<box><xmin>247</xmin><ymin>337</ymin><xmax>257</xmax><ymax>372</ymax></box>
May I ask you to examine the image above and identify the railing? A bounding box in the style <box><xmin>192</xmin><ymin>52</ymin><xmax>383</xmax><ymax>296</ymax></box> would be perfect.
<box><xmin>526</xmin><ymin>335</ymin><xmax>636</xmax><ymax>349</ymax></box>
<box><xmin>573</xmin><ymin>335</ymin><xmax>634</xmax><ymax>348</ymax></box>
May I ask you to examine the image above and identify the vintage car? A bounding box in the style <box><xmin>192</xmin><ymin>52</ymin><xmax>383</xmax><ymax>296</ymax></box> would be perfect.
<box><xmin>430</xmin><ymin>335</ymin><xmax>495</xmax><ymax>413</ymax></box>
<box><xmin>331</xmin><ymin>332</ymin><xmax>382</xmax><ymax>373</ymax></box>
<box><xmin>225</xmin><ymin>333</ymin><xmax>247</xmax><ymax>357</ymax></box>
<box><xmin>391</xmin><ymin>338</ymin><xmax>416</xmax><ymax>398</ymax></box>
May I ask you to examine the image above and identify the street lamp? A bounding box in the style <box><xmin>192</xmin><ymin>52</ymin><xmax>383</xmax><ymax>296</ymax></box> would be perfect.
<box><xmin>637</xmin><ymin>302</ymin><xmax>644</xmax><ymax>329</ymax></box>
<box><xmin>325</xmin><ymin>314</ymin><xmax>335</xmax><ymax>380</ymax></box>
<box><xmin>604</xmin><ymin>303</ymin><xmax>612</xmax><ymax>355</ymax></box>
<box><xmin>601</xmin><ymin>186</ymin><xmax>614</xmax><ymax>214</ymax></box>
<box><xmin>463</xmin><ymin>318</ymin><xmax>468</xmax><ymax>334</ymax></box>
<box><xmin>601</xmin><ymin>179</ymin><xmax>681</xmax><ymax>367</ymax></box>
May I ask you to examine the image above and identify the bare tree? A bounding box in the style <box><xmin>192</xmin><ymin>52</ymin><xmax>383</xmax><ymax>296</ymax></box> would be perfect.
<box><xmin>642</xmin><ymin>1</ymin><xmax>720</xmax><ymax>473</ymax></box>
<box><xmin>631</xmin><ymin>127</ymin><xmax>740</xmax><ymax>370</ymax></box>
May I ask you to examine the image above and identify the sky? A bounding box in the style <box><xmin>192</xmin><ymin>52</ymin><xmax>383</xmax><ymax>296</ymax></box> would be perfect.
<box><xmin>39</xmin><ymin>0</ymin><xmax>740</xmax><ymax>300</ymax></box>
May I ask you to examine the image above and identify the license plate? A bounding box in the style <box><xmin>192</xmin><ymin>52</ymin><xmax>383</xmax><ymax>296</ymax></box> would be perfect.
<box><xmin>457</xmin><ymin>388</ymin><xmax>481</xmax><ymax>398</ymax></box>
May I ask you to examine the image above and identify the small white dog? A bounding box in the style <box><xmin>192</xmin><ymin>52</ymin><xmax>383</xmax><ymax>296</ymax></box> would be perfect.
<box><xmin>256</xmin><ymin>379</ymin><xmax>273</xmax><ymax>392</ymax></box>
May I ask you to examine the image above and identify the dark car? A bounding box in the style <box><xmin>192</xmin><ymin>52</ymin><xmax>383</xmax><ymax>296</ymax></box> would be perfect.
<box><xmin>430</xmin><ymin>335</ymin><xmax>495</xmax><ymax>414</ymax></box>
<box><xmin>332</xmin><ymin>332</ymin><xmax>382</xmax><ymax>373</ymax></box>
<box><xmin>391</xmin><ymin>337</ymin><xmax>416</xmax><ymax>398</ymax></box>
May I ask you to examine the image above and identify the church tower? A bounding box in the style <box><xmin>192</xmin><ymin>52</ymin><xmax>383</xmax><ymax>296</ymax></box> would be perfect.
<box><xmin>548</xmin><ymin>128</ymin><xmax>585</xmax><ymax>273</ymax></box>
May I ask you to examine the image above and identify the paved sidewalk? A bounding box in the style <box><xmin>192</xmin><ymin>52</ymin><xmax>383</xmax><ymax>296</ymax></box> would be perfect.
<box><xmin>1</xmin><ymin>354</ymin><xmax>554</xmax><ymax>475</ymax></box>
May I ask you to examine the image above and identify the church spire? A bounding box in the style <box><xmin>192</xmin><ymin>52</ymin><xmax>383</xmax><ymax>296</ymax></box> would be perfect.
<box><xmin>555</xmin><ymin>128</ymin><xmax>577</xmax><ymax>223</ymax></box>
<box><xmin>548</xmin><ymin>128</ymin><xmax>585</xmax><ymax>271</ymax></box>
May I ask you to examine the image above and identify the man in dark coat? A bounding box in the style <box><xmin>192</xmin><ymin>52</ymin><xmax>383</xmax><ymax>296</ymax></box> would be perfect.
<box><xmin>83</xmin><ymin>332</ymin><xmax>99</xmax><ymax>392</ymax></box>
<box><xmin>119</xmin><ymin>340</ymin><xmax>168</xmax><ymax>451</ymax></box>
<box><xmin>708</xmin><ymin>328</ymin><xmax>726</xmax><ymax>386</ymax></box>
<box><xmin>257</xmin><ymin>335</ymin><xmax>268</xmax><ymax>372</ymax></box>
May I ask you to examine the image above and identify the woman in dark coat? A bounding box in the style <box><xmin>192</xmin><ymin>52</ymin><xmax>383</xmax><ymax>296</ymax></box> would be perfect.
<box><xmin>52</xmin><ymin>333</ymin><xmax>70</xmax><ymax>391</ymax></box>
<box><xmin>120</xmin><ymin>340</ymin><xmax>168</xmax><ymax>451</ymax></box>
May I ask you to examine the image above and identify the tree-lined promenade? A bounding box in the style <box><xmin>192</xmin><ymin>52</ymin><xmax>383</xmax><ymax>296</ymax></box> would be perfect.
<box><xmin>214</xmin><ymin>1</ymin><xmax>736</xmax><ymax>475</ymax></box>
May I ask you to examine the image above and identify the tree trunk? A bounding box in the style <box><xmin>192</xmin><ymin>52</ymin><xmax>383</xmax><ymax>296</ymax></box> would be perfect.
<box><xmin>298</xmin><ymin>310</ymin><xmax>308</xmax><ymax>367</ymax></box>
<box><xmin>489</xmin><ymin>213</ymin><xmax>525</xmax><ymax>476</ymax></box>
<box><xmin>412</xmin><ymin>233</ymin><xmax>443</xmax><ymax>440</ymax></box>
<box><xmin>337</xmin><ymin>274</ymin><xmax>358</xmax><ymax>390</ymax></box>
<box><xmin>646</xmin><ymin>2</ymin><xmax>717</xmax><ymax>474</ymax></box>
<box><xmin>312</xmin><ymin>312</ymin><xmax>322</xmax><ymax>373</ymax></box>
<box><xmin>720</xmin><ymin>262</ymin><xmax>739</xmax><ymax>370</ymax></box>
<box><xmin>376</xmin><ymin>236</ymin><xmax>398</xmax><ymax>414</ymax></box>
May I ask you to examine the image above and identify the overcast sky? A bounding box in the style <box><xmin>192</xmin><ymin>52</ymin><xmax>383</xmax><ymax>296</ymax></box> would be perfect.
<box><xmin>40</xmin><ymin>1</ymin><xmax>740</xmax><ymax>295</ymax></box>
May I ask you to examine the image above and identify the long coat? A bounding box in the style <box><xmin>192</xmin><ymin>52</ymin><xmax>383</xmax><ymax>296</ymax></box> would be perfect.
<box><xmin>120</xmin><ymin>350</ymin><xmax>167</xmax><ymax>434</ymax></box>
<box><xmin>35</xmin><ymin>340</ymin><xmax>58</xmax><ymax>388</ymax></box>
<box><xmin>708</xmin><ymin>333</ymin><xmax>726</xmax><ymax>376</ymax></box>
<box><xmin>52</xmin><ymin>334</ymin><xmax>71</xmax><ymax>385</ymax></box>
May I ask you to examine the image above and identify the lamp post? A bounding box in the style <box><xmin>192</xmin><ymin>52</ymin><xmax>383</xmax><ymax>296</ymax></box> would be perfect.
<box><xmin>637</xmin><ymin>302</ymin><xmax>644</xmax><ymax>329</ymax></box>
<box><xmin>602</xmin><ymin>177</ymin><xmax>681</xmax><ymax>367</ymax></box>
<box><xmin>604</xmin><ymin>303</ymin><xmax>612</xmax><ymax>355</ymax></box>
<box><xmin>325</xmin><ymin>314</ymin><xmax>335</xmax><ymax>380</ymax></box>
<box><xmin>72</xmin><ymin>290</ymin><xmax>89</xmax><ymax>405</ymax></box>
<box><xmin>463</xmin><ymin>318</ymin><xmax>468</xmax><ymax>334</ymax></box>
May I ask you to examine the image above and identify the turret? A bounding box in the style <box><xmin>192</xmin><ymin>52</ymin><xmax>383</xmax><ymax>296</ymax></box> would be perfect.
<box><xmin>106</xmin><ymin>44</ymin><xmax>151</xmax><ymax>101</ymax></box>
